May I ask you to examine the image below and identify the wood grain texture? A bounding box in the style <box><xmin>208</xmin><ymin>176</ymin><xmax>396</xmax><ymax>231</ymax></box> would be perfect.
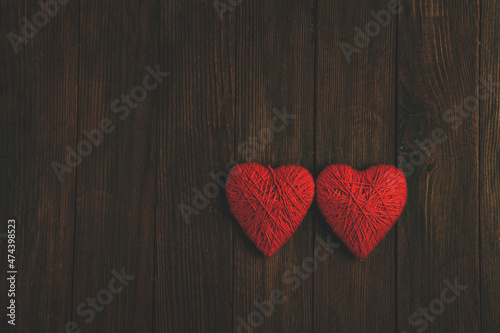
<box><xmin>314</xmin><ymin>0</ymin><xmax>397</xmax><ymax>332</ymax></box>
<box><xmin>71</xmin><ymin>0</ymin><xmax>157</xmax><ymax>332</ymax></box>
<box><xmin>0</xmin><ymin>0</ymin><xmax>498</xmax><ymax>332</ymax></box>
<box><xmin>0</xmin><ymin>0</ymin><xmax>79</xmax><ymax>332</ymax></box>
<box><xmin>156</xmin><ymin>1</ymin><xmax>236</xmax><ymax>332</ymax></box>
<box><xmin>0</xmin><ymin>2</ymin><xmax>22</xmax><ymax>330</ymax></box>
<box><xmin>480</xmin><ymin>0</ymin><xmax>500</xmax><ymax>332</ymax></box>
<box><xmin>232</xmin><ymin>0</ymin><xmax>315</xmax><ymax>332</ymax></box>
<box><xmin>397</xmin><ymin>0</ymin><xmax>481</xmax><ymax>332</ymax></box>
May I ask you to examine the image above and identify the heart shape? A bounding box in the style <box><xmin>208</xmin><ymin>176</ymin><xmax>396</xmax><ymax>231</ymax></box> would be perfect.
<box><xmin>316</xmin><ymin>164</ymin><xmax>407</xmax><ymax>260</ymax></box>
<box><xmin>226</xmin><ymin>163</ymin><xmax>315</xmax><ymax>257</ymax></box>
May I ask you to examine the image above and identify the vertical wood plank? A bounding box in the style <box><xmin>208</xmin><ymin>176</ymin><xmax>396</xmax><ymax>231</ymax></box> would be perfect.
<box><xmin>156</xmin><ymin>1</ymin><xmax>235</xmax><ymax>332</ymax></box>
<box><xmin>233</xmin><ymin>0</ymin><xmax>315</xmax><ymax>332</ymax></box>
<box><xmin>480</xmin><ymin>0</ymin><xmax>500</xmax><ymax>331</ymax></box>
<box><xmin>397</xmin><ymin>0</ymin><xmax>481</xmax><ymax>332</ymax></box>
<box><xmin>314</xmin><ymin>0</ymin><xmax>397</xmax><ymax>332</ymax></box>
<box><xmin>0</xmin><ymin>2</ymin><xmax>22</xmax><ymax>330</ymax></box>
<box><xmin>72</xmin><ymin>0</ymin><xmax>157</xmax><ymax>331</ymax></box>
<box><xmin>0</xmin><ymin>0</ymin><xmax>79</xmax><ymax>331</ymax></box>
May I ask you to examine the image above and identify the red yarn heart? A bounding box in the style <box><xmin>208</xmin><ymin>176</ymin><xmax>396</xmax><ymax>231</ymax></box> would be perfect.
<box><xmin>316</xmin><ymin>164</ymin><xmax>407</xmax><ymax>260</ymax></box>
<box><xmin>226</xmin><ymin>163</ymin><xmax>315</xmax><ymax>257</ymax></box>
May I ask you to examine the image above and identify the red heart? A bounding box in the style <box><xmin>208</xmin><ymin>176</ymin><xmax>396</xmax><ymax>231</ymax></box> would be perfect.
<box><xmin>226</xmin><ymin>163</ymin><xmax>315</xmax><ymax>257</ymax></box>
<box><xmin>316</xmin><ymin>164</ymin><xmax>407</xmax><ymax>260</ymax></box>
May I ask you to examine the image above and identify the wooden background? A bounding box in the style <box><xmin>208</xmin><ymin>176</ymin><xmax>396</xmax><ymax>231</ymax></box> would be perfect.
<box><xmin>0</xmin><ymin>0</ymin><xmax>499</xmax><ymax>332</ymax></box>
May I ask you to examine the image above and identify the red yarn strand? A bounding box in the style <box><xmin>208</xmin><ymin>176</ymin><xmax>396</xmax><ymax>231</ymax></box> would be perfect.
<box><xmin>316</xmin><ymin>164</ymin><xmax>407</xmax><ymax>260</ymax></box>
<box><xmin>226</xmin><ymin>163</ymin><xmax>315</xmax><ymax>257</ymax></box>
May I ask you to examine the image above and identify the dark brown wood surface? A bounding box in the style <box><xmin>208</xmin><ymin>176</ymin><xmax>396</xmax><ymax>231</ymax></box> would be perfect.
<box><xmin>233</xmin><ymin>1</ymin><xmax>315</xmax><ymax>333</ymax></box>
<box><xmin>72</xmin><ymin>0</ymin><xmax>157</xmax><ymax>332</ymax></box>
<box><xmin>397</xmin><ymin>1</ymin><xmax>482</xmax><ymax>333</ymax></box>
<box><xmin>480</xmin><ymin>1</ymin><xmax>500</xmax><ymax>332</ymax></box>
<box><xmin>314</xmin><ymin>0</ymin><xmax>396</xmax><ymax>332</ymax></box>
<box><xmin>0</xmin><ymin>0</ymin><xmax>498</xmax><ymax>332</ymax></box>
<box><xmin>0</xmin><ymin>1</ymin><xmax>79</xmax><ymax>332</ymax></box>
<box><xmin>158</xmin><ymin>1</ymin><xmax>234</xmax><ymax>332</ymax></box>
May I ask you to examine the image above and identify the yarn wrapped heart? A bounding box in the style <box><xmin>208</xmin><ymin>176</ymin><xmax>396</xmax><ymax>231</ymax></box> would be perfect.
<box><xmin>226</xmin><ymin>163</ymin><xmax>315</xmax><ymax>257</ymax></box>
<box><xmin>316</xmin><ymin>164</ymin><xmax>407</xmax><ymax>260</ymax></box>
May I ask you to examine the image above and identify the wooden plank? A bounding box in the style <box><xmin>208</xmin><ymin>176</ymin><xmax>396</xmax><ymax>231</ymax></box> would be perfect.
<box><xmin>397</xmin><ymin>0</ymin><xmax>481</xmax><ymax>332</ymax></box>
<box><xmin>71</xmin><ymin>1</ymin><xmax>158</xmax><ymax>332</ymax></box>
<box><xmin>480</xmin><ymin>0</ymin><xmax>500</xmax><ymax>331</ymax></box>
<box><xmin>156</xmin><ymin>1</ymin><xmax>235</xmax><ymax>332</ymax></box>
<box><xmin>314</xmin><ymin>0</ymin><xmax>397</xmax><ymax>332</ymax></box>
<box><xmin>0</xmin><ymin>0</ymin><xmax>79</xmax><ymax>331</ymax></box>
<box><xmin>0</xmin><ymin>2</ymin><xmax>21</xmax><ymax>330</ymax></box>
<box><xmin>232</xmin><ymin>1</ymin><xmax>315</xmax><ymax>332</ymax></box>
